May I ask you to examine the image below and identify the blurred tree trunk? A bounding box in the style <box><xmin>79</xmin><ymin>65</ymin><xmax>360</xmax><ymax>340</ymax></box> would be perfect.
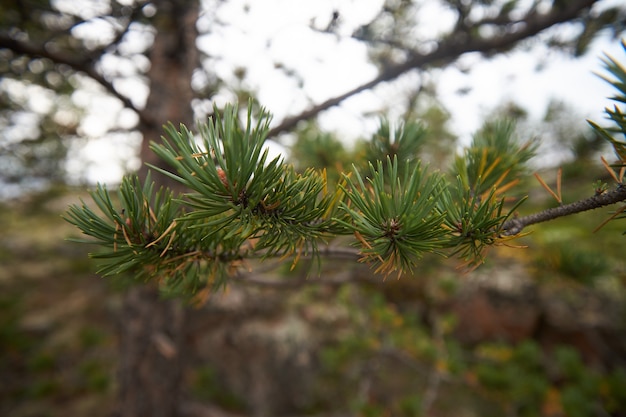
<box><xmin>119</xmin><ymin>1</ymin><xmax>198</xmax><ymax>416</ymax></box>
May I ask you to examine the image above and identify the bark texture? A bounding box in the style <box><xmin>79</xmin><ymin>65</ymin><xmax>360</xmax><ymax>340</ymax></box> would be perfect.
<box><xmin>138</xmin><ymin>0</ymin><xmax>199</xmax><ymax>189</ymax></box>
<box><xmin>118</xmin><ymin>1</ymin><xmax>199</xmax><ymax>416</ymax></box>
<box><xmin>119</xmin><ymin>287</ymin><xmax>185</xmax><ymax>417</ymax></box>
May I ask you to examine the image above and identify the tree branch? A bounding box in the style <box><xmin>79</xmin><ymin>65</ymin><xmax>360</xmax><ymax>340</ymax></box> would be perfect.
<box><xmin>0</xmin><ymin>34</ymin><xmax>151</xmax><ymax>127</ymax></box>
<box><xmin>103</xmin><ymin>3</ymin><xmax>148</xmax><ymax>56</ymax></box>
<box><xmin>502</xmin><ymin>184</ymin><xmax>626</xmax><ymax>235</ymax></box>
<box><xmin>231</xmin><ymin>271</ymin><xmax>372</xmax><ymax>289</ymax></box>
<box><xmin>231</xmin><ymin>246</ymin><xmax>366</xmax><ymax>289</ymax></box>
<box><xmin>268</xmin><ymin>0</ymin><xmax>598</xmax><ymax>137</ymax></box>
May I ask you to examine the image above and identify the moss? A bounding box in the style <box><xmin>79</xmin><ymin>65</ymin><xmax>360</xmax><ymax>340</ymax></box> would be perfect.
<box><xmin>190</xmin><ymin>366</ymin><xmax>246</xmax><ymax>412</ymax></box>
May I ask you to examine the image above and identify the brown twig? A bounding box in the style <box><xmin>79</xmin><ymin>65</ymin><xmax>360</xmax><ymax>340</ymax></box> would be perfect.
<box><xmin>502</xmin><ymin>184</ymin><xmax>626</xmax><ymax>236</ymax></box>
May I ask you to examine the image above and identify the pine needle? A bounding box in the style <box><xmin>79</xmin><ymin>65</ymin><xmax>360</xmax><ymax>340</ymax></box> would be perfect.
<box><xmin>534</xmin><ymin>172</ymin><xmax>561</xmax><ymax>203</ymax></box>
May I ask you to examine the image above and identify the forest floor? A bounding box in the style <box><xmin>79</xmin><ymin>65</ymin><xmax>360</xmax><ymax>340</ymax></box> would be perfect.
<box><xmin>1</xmin><ymin>179</ymin><xmax>625</xmax><ymax>417</ymax></box>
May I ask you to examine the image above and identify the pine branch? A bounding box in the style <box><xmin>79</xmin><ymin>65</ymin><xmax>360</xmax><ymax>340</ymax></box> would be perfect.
<box><xmin>502</xmin><ymin>184</ymin><xmax>626</xmax><ymax>236</ymax></box>
<box><xmin>268</xmin><ymin>0</ymin><xmax>598</xmax><ymax>136</ymax></box>
<box><xmin>65</xmin><ymin>100</ymin><xmax>626</xmax><ymax>292</ymax></box>
<box><xmin>65</xmin><ymin>38</ymin><xmax>626</xmax><ymax>293</ymax></box>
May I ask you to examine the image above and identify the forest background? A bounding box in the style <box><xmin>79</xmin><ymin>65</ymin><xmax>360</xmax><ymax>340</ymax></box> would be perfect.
<box><xmin>2</xmin><ymin>1</ymin><xmax>626</xmax><ymax>417</ymax></box>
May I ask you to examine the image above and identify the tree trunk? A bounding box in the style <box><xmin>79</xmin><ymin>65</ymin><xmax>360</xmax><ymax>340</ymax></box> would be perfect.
<box><xmin>138</xmin><ymin>0</ymin><xmax>199</xmax><ymax>189</ymax></box>
<box><xmin>119</xmin><ymin>287</ymin><xmax>185</xmax><ymax>417</ymax></box>
<box><xmin>118</xmin><ymin>1</ymin><xmax>199</xmax><ymax>416</ymax></box>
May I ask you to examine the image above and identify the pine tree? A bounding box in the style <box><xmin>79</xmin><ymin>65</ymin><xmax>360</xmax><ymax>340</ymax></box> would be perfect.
<box><xmin>65</xmin><ymin>43</ymin><xmax>626</xmax><ymax>297</ymax></box>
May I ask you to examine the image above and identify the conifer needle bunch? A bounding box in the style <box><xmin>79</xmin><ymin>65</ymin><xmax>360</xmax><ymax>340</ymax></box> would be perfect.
<box><xmin>65</xmin><ymin>42</ymin><xmax>626</xmax><ymax>295</ymax></box>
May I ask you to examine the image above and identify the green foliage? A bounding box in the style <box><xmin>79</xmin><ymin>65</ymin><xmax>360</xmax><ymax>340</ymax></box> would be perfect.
<box><xmin>290</xmin><ymin>126</ymin><xmax>349</xmax><ymax>172</ymax></box>
<box><xmin>190</xmin><ymin>365</ymin><xmax>246</xmax><ymax>411</ymax></box>
<box><xmin>339</xmin><ymin>157</ymin><xmax>449</xmax><ymax>276</ymax></box>
<box><xmin>0</xmin><ymin>83</ymin><xmax>76</xmax><ymax>192</ymax></box>
<box><xmin>605</xmin><ymin>368</ymin><xmax>626</xmax><ymax>413</ymax></box>
<box><xmin>467</xmin><ymin>340</ymin><xmax>626</xmax><ymax>417</ymax></box>
<box><xmin>438</xmin><ymin>122</ymin><xmax>536</xmax><ymax>268</ymax></box>
<box><xmin>79</xmin><ymin>327</ymin><xmax>107</xmax><ymax>349</ymax></box>
<box><xmin>365</xmin><ymin>119</ymin><xmax>429</xmax><ymax>173</ymax></box>
<box><xmin>441</xmin><ymin>179</ymin><xmax>524</xmax><ymax>269</ymax></box>
<box><xmin>66</xmin><ymin>101</ymin><xmax>539</xmax><ymax>290</ymax></box>
<box><xmin>151</xmin><ymin>103</ymin><xmax>346</xmax><ymax>270</ymax></box>
<box><xmin>533</xmin><ymin>241</ymin><xmax>610</xmax><ymax>284</ymax></box>
<box><xmin>475</xmin><ymin>341</ymin><xmax>549</xmax><ymax>416</ymax></box>
<box><xmin>64</xmin><ymin>174</ymin><xmax>194</xmax><ymax>289</ymax></box>
<box><xmin>78</xmin><ymin>359</ymin><xmax>110</xmax><ymax>392</ymax></box>
<box><xmin>318</xmin><ymin>275</ymin><xmax>626</xmax><ymax>416</ymax></box>
<box><xmin>7</xmin><ymin>4</ymin><xmax>626</xmax><ymax>416</ymax></box>
<box><xmin>453</xmin><ymin>120</ymin><xmax>537</xmax><ymax>196</ymax></box>
<box><xmin>589</xmin><ymin>40</ymin><xmax>626</xmax><ymax>164</ymax></box>
<box><xmin>0</xmin><ymin>194</ymin><xmax>119</xmax><ymax>416</ymax></box>
<box><xmin>65</xmin><ymin>41</ymin><xmax>626</xmax><ymax>293</ymax></box>
<box><xmin>0</xmin><ymin>296</ymin><xmax>33</xmax><ymax>357</ymax></box>
<box><xmin>553</xmin><ymin>346</ymin><xmax>606</xmax><ymax>417</ymax></box>
<box><xmin>408</xmin><ymin>103</ymin><xmax>458</xmax><ymax>169</ymax></box>
<box><xmin>318</xmin><ymin>289</ymin><xmax>441</xmax><ymax>416</ymax></box>
<box><xmin>65</xmin><ymin>104</ymin><xmax>348</xmax><ymax>295</ymax></box>
<box><xmin>586</xmin><ymin>40</ymin><xmax>626</xmax><ymax>234</ymax></box>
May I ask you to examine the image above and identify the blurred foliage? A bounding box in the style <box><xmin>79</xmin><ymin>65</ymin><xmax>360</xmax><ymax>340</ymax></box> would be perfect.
<box><xmin>0</xmin><ymin>81</ymin><xmax>79</xmax><ymax>195</ymax></box>
<box><xmin>317</xmin><ymin>283</ymin><xmax>626</xmax><ymax>417</ymax></box>
<box><xmin>190</xmin><ymin>365</ymin><xmax>247</xmax><ymax>412</ymax></box>
<box><xmin>3</xmin><ymin>153</ymin><xmax>626</xmax><ymax>417</ymax></box>
<box><xmin>0</xmin><ymin>0</ymin><xmax>151</xmax><ymax>194</ymax></box>
<box><xmin>290</xmin><ymin>123</ymin><xmax>351</xmax><ymax>186</ymax></box>
<box><xmin>0</xmin><ymin>0</ymin><xmax>81</xmax><ymax>191</ymax></box>
<box><xmin>590</xmin><ymin>42</ymin><xmax>626</xmax><ymax>165</ymax></box>
<box><xmin>0</xmin><ymin>192</ymin><xmax>117</xmax><ymax>417</ymax></box>
<box><xmin>533</xmin><ymin>241</ymin><xmax>610</xmax><ymax>285</ymax></box>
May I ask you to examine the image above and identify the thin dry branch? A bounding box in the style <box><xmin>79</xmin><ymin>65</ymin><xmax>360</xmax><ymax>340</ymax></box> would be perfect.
<box><xmin>502</xmin><ymin>184</ymin><xmax>626</xmax><ymax>235</ymax></box>
<box><xmin>104</xmin><ymin>3</ymin><xmax>149</xmax><ymax>56</ymax></box>
<box><xmin>231</xmin><ymin>245</ymin><xmax>366</xmax><ymax>289</ymax></box>
<box><xmin>0</xmin><ymin>34</ymin><xmax>150</xmax><ymax>127</ymax></box>
<box><xmin>268</xmin><ymin>0</ymin><xmax>598</xmax><ymax>137</ymax></box>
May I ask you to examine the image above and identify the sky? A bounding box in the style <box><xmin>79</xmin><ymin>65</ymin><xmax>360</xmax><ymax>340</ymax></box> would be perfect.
<box><xmin>438</xmin><ymin>39</ymin><xmax>625</xmax><ymax>140</ymax></box>
<box><xmin>43</xmin><ymin>0</ymin><xmax>626</xmax><ymax>184</ymax></box>
<box><xmin>192</xmin><ymin>0</ymin><xmax>624</xmax><ymax>142</ymax></box>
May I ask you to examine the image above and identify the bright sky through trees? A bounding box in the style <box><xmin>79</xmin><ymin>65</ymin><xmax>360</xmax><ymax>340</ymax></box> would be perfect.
<box><xmin>62</xmin><ymin>0</ymin><xmax>626</xmax><ymax>184</ymax></box>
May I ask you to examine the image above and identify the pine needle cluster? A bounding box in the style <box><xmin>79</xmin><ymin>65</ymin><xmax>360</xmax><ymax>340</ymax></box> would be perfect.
<box><xmin>65</xmin><ymin>42</ymin><xmax>626</xmax><ymax>295</ymax></box>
